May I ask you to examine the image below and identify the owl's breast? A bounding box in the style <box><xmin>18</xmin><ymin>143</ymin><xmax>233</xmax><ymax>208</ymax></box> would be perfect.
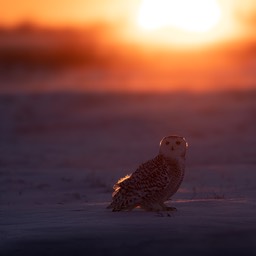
<box><xmin>164</xmin><ymin>162</ymin><xmax>185</xmax><ymax>200</ymax></box>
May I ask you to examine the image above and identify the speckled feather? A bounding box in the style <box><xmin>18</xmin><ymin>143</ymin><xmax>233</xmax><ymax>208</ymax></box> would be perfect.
<box><xmin>107</xmin><ymin>154</ymin><xmax>185</xmax><ymax>211</ymax></box>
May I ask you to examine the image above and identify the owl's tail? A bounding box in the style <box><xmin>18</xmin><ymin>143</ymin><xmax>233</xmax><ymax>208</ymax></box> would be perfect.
<box><xmin>107</xmin><ymin>175</ymin><xmax>138</xmax><ymax>211</ymax></box>
<box><xmin>107</xmin><ymin>190</ymin><xmax>137</xmax><ymax>211</ymax></box>
<box><xmin>106</xmin><ymin>189</ymin><xmax>126</xmax><ymax>211</ymax></box>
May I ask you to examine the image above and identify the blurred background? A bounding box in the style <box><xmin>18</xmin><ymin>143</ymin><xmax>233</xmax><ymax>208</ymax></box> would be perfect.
<box><xmin>0</xmin><ymin>0</ymin><xmax>255</xmax><ymax>171</ymax></box>
<box><xmin>1</xmin><ymin>3</ymin><xmax>256</xmax><ymax>255</ymax></box>
<box><xmin>0</xmin><ymin>0</ymin><xmax>255</xmax><ymax>92</ymax></box>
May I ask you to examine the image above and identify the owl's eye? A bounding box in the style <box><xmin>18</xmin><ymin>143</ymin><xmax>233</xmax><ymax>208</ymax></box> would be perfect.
<box><xmin>165</xmin><ymin>141</ymin><xmax>170</xmax><ymax>145</ymax></box>
<box><xmin>176</xmin><ymin>141</ymin><xmax>181</xmax><ymax>145</ymax></box>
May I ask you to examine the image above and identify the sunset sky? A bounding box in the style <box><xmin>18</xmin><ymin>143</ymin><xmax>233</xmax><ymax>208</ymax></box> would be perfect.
<box><xmin>1</xmin><ymin>0</ymin><xmax>255</xmax><ymax>46</ymax></box>
<box><xmin>0</xmin><ymin>0</ymin><xmax>255</xmax><ymax>92</ymax></box>
<box><xmin>0</xmin><ymin>0</ymin><xmax>139</xmax><ymax>26</ymax></box>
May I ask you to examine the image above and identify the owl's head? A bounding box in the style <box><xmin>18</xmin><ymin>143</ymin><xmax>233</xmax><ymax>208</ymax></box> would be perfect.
<box><xmin>159</xmin><ymin>135</ymin><xmax>188</xmax><ymax>159</ymax></box>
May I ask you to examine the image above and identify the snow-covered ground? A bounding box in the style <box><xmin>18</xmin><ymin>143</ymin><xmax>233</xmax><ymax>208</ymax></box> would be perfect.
<box><xmin>0</xmin><ymin>91</ymin><xmax>256</xmax><ymax>255</ymax></box>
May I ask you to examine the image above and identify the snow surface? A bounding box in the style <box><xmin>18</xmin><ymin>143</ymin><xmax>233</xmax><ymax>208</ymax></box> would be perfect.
<box><xmin>0</xmin><ymin>91</ymin><xmax>256</xmax><ymax>255</ymax></box>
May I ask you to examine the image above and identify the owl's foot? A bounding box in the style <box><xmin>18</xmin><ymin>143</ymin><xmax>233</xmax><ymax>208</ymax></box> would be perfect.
<box><xmin>140</xmin><ymin>203</ymin><xmax>163</xmax><ymax>212</ymax></box>
<box><xmin>159</xmin><ymin>202</ymin><xmax>177</xmax><ymax>211</ymax></box>
<box><xmin>164</xmin><ymin>206</ymin><xmax>177</xmax><ymax>211</ymax></box>
<box><xmin>140</xmin><ymin>203</ymin><xmax>177</xmax><ymax>212</ymax></box>
<box><xmin>155</xmin><ymin>206</ymin><xmax>177</xmax><ymax>217</ymax></box>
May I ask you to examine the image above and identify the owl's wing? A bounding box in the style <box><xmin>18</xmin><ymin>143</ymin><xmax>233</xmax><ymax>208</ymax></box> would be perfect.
<box><xmin>112</xmin><ymin>174</ymin><xmax>132</xmax><ymax>196</ymax></box>
<box><xmin>118</xmin><ymin>157</ymin><xmax>171</xmax><ymax>195</ymax></box>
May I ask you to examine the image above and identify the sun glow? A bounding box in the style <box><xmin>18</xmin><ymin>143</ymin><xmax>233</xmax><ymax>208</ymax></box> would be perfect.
<box><xmin>138</xmin><ymin>0</ymin><xmax>222</xmax><ymax>33</ymax></box>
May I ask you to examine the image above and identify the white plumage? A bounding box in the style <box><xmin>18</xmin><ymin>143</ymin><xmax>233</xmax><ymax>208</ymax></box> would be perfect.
<box><xmin>107</xmin><ymin>135</ymin><xmax>188</xmax><ymax>211</ymax></box>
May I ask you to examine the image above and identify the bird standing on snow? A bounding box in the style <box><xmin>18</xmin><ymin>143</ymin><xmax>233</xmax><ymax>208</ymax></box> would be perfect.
<box><xmin>107</xmin><ymin>135</ymin><xmax>188</xmax><ymax>212</ymax></box>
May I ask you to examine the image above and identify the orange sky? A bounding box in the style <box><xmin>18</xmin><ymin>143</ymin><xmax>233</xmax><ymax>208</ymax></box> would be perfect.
<box><xmin>0</xmin><ymin>0</ymin><xmax>139</xmax><ymax>26</ymax></box>
<box><xmin>0</xmin><ymin>0</ymin><xmax>255</xmax><ymax>50</ymax></box>
<box><xmin>0</xmin><ymin>0</ymin><xmax>255</xmax><ymax>92</ymax></box>
<box><xmin>0</xmin><ymin>1</ymin><xmax>255</xmax><ymax>30</ymax></box>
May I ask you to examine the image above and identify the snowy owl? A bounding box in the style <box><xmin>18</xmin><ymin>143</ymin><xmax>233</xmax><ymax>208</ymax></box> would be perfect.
<box><xmin>107</xmin><ymin>135</ymin><xmax>188</xmax><ymax>212</ymax></box>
